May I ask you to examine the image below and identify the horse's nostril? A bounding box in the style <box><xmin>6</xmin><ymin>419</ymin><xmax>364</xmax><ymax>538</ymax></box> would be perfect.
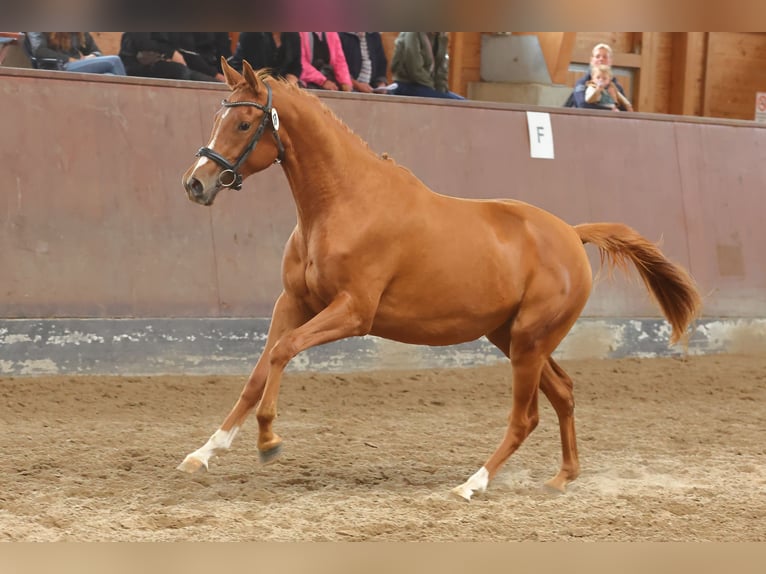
<box><xmin>187</xmin><ymin>178</ymin><xmax>204</xmax><ymax>198</ymax></box>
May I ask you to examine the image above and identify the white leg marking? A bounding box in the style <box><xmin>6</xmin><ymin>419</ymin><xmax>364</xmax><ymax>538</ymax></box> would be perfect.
<box><xmin>451</xmin><ymin>466</ymin><xmax>489</xmax><ymax>501</ymax></box>
<box><xmin>179</xmin><ymin>427</ymin><xmax>239</xmax><ymax>471</ymax></box>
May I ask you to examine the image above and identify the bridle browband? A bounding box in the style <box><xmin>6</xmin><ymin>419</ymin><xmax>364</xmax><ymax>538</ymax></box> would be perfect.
<box><xmin>196</xmin><ymin>82</ymin><xmax>285</xmax><ymax>191</ymax></box>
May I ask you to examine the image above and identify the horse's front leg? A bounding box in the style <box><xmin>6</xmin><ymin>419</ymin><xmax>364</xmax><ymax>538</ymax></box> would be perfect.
<box><xmin>255</xmin><ymin>290</ymin><xmax>373</xmax><ymax>463</ymax></box>
<box><xmin>177</xmin><ymin>291</ymin><xmax>310</xmax><ymax>473</ymax></box>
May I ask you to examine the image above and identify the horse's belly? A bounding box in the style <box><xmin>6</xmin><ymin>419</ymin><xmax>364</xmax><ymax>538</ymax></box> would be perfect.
<box><xmin>369</xmin><ymin>304</ymin><xmax>512</xmax><ymax>346</ymax></box>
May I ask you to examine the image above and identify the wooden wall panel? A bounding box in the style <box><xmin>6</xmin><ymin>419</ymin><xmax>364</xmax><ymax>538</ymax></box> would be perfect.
<box><xmin>704</xmin><ymin>32</ymin><xmax>766</xmax><ymax>120</ymax></box>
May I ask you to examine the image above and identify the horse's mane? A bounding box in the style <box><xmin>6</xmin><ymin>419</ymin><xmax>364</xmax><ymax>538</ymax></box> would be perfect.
<box><xmin>233</xmin><ymin>73</ymin><xmax>401</xmax><ymax>166</ymax></box>
<box><xmin>282</xmin><ymin>80</ymin><xmax>381</xmax><ymax>159</ymax></box>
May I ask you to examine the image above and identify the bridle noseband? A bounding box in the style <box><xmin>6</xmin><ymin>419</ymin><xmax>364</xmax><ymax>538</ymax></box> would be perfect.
<box><xmin>196</xmin><ymin>82</ymin><xmax>285</xmax><ymax>191</ymax></box>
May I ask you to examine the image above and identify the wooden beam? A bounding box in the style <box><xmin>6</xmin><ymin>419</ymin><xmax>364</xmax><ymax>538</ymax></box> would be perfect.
<box><xmin>534</xmin><ymin>32</ymin><xmax>576</xmax><ymax>84</ymax></box>
<box><xmin>636</xmin><ymin>32</ymin><xmax>661</xmax><ymax>113</ymax></box>
<box><xmin>380</xmin><ymin>33</ymin><xmax>399</xmax><ymax>83</ymax></box>
<box><xmin>512</xmin><ymin>32</ymin><xmax>577</xmax><ymax>84</ymax></box>
<box><xmin>669</xmin><ymin>33</ymin><xmax>686</xmax><ymax>115</ymax></box>
<box><xmin>448</xmin><ymin>32</ymin><xmax>465</xmax><ymax>96</ymax></box>
<box><xmin>670</xmin><ymin>32</ymin><xmax>707</xmax><ymax>116</ymax></box>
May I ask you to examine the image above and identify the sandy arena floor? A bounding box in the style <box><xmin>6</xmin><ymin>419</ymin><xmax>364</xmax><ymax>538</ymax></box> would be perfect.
<box><xmin>1</xmin><ymin>354</ymin><xmax>764</xmax><ymax>541</ymax></box>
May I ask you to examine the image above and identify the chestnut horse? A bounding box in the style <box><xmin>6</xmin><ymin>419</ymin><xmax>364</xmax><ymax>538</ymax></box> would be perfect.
<box><xmin>179</xmin><ymin>60</ymin><xmax>701</xmax><ymax>500</ymax></box>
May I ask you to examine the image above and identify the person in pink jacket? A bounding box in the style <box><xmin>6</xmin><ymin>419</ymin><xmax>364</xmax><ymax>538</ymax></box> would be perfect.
<box><xmin>299</xmin><ymin>32</ymin><xmax>352</xmax><ymax>91</ymax></box>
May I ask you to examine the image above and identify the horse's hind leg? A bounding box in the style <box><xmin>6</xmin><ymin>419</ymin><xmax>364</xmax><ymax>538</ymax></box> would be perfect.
<box><xmin>452</xmin><ymin>349</ymin><xmax>545</xmax><ymax>501</ymax></box>
<box><xmin>177</xmin><ymin>292</ymin><xmax>310</xmax><ymax>473</ymax></box>
<box><xmin>539</xmin><ymin>357</ymin><xmax>579</xmax><ymax>492</ymax></box>
<box><xmin>452</xmin><ymin>354</ymin><xmax>580</xmax><ymax>498</ymax></box>
<box><xmin>452</xmin><ymin>297</ymin><xmax>585</xmax><ymax>501</ymax></box>
<box><xmin>452</xmin><ymin>325</ymin><xmax>545</xmax><ymax>501</ymax></box>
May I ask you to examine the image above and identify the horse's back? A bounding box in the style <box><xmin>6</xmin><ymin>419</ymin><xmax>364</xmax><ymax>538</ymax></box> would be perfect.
<box><xmin>425</xmin><ymin>194</ymin><xmax>585</xmax><ymax>256</ymax></box>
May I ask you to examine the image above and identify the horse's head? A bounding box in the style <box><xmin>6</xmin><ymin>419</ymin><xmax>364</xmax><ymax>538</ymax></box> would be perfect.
<box><xmin>182</xmin><ymin>59</ymin><xmax>285</xmax><ymax>206</ymax></box>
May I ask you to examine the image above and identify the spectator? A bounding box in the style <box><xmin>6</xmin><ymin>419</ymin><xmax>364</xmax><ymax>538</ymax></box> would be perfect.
<box><xmin>299</xmin><ymin>32</ymin><xmax>352</xmax><ymax>91</ymax></box>
<box><xmin>228</xmin><ymin>32</ymin><xmax>302</xmax><ymax>85</ymax></box>
<box><xmin>118</xmin><ymin>33</ymin><xmax>218</xmax><ymax>82</ymax></box>
<box><xmin>390</xmin><ymin>32</ymin><xmax>464</xmax><ymax>100</ymax></box>
<box><xmin>177</xmin><ymin>32</ymin><xmax>231</xmax><ymax>82</ymax></box>
<box><xmin>585</xmin><ymin>64</ymin><xmax>633</xmax><ymax>111</ymax></box>
<box><xmin>26</xmin><ymin>32</ymin><xmax>126</xmax><ymax>75</ymax></box>
<box><xmin>338</xmin><ymin>32</ymin><xmax>389</xmax><ymax>94</ymax></box>
<box><xmin>565</xmin><ymin>43</ymin><xmax>631</xmax><ymax>111</ymax></box>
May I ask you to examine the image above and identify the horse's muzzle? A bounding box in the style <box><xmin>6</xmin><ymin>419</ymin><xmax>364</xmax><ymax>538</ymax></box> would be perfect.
<box><xmin>184</xmin><ymin>176</ymin><xmax>216</xmax><ymax>206</ymax></box>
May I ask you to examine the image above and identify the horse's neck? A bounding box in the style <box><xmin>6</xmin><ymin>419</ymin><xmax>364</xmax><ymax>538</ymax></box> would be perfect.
<box><xmin>280</xmin><ymin>96</ymin><xmax>374</xmax><ymax>224</ymax></box>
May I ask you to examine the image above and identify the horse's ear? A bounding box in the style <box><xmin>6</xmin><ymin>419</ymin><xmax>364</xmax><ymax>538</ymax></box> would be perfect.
<box><xmin>241</xmin><ymin>60</ymin><xmax>263</xmax><ymax>94</ymax></box>
<box><xmin>221</xmin><ymin>57</ymin><xmax>242</xmax><ymax>89</ymax></box>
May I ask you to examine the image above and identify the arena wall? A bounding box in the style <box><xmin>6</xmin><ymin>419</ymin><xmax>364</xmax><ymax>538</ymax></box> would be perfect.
<box><xmin>1</xmin><ymin>69</ymin><xmax>764</xmax><ymax>373</ymax></box>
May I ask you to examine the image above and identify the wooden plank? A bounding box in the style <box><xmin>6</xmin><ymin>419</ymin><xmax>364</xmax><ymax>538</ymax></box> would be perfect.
<box><xmin>448</xmin><ymin>32</ymin><xmax>465</xmax><ymax>95</ymax></box>
<box><xmin>670</xmin><ymin>33</ymin><xmax>708</xmax><ymax>116</ymax></box>
<box><xmin>669</xmin><ymin>33</ymin><xmax>689</xmax><ymax>115</ymax></box>
<box><xmin>380</xmin><ymin>32</ymin><xmax>398</xmax><ymax>83</ymax></box>
<box><xmin>636</xmin><ymin>33</ymin><xmax>660</xmax><ymax>113</ymax></box>
<box><xmin>650</xmin><ymin>33</ymin><xmax>675</xmax><ymax>114</ymax></box>
<box><xmin>462</xmin><ymin>32</ymin><xmax>482</xmax><ymax>68</ymax></box>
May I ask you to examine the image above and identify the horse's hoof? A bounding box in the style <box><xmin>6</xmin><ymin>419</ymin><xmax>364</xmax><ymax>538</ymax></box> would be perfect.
<box><xmin>543</xmin><ymin>477</ymin><xmax>568</xmax><ymax>494</ymax></box>
<box><xmin>177</xmin><ymin>455</ymin><xmax>208</xmax><ymax>474</ymax></box>
<box><xmin>449</xmin><ymin>485</ymin><xmax>474</xmax><ymax>502</ymax></box>
<box><xmin>258</xmin><ymin>443</ymin><xmax>283</xmax><ymax>465</ymax></box>
<box><xmin>450</xmin><ymin>467</ymin><xmax>488</xmax><ymax>501</ymax></box>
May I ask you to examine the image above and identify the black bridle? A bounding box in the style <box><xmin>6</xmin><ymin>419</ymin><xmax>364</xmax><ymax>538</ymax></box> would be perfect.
<box><xmin>196</xmin><ymin>82</ymin><xmax>285</xmax><ymax>191</ymax></box>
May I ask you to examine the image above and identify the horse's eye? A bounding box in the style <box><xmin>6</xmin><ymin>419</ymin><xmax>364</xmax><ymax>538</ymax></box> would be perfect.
<box><xmin>238</xmin><ymin>122</ymin><xmax>251</xmax><ymax>131</ymax></box>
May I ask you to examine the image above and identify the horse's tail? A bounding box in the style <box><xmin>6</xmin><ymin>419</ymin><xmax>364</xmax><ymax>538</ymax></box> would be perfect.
<box><xmin>575</xmin><ymin>223</ymin><xmax>702</xmax><ymax>345</ymax></box>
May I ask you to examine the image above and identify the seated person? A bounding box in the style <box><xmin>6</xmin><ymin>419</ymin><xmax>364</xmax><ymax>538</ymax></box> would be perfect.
<box><xmin>390</xmin><ymin>32</ymin><xmax>464</xmax><ymax>100</ymax></box>
<box><xmin>338</xmin><ymin>32</ymin><xmax>389</xmax><ymax>93</ymax></box>
<box><xmin>299</xmin><ymin>32</ymin><xmax>352</xmax><ymax>91</ymax></box>
<box><xmin>176</xmin><ymin>32</ymin><xmax>231</xmax><ymax>82</ymax></box>
<box><xmin>565</xmin><ymin>43</ymin><xmax>631</xmax><ymax>111</ymax></box>
<box><xmin>228</xmin><ymin>32</ymin><xmax>301</xmax><ymax>85</ymax></box>
<box><xmin>118</xmin><ymin>33</ymin><xmax>218</xmax><ymax>82</ymax></box>
<box><xmin>26</xmin><ymin>32</ymin><xmax>126</xmax><ymax>75</ymax></box>
<box><xmin>585</xmin><ymin>64</ymin><xmax>633</xmax><ymax>111</ymax></box>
